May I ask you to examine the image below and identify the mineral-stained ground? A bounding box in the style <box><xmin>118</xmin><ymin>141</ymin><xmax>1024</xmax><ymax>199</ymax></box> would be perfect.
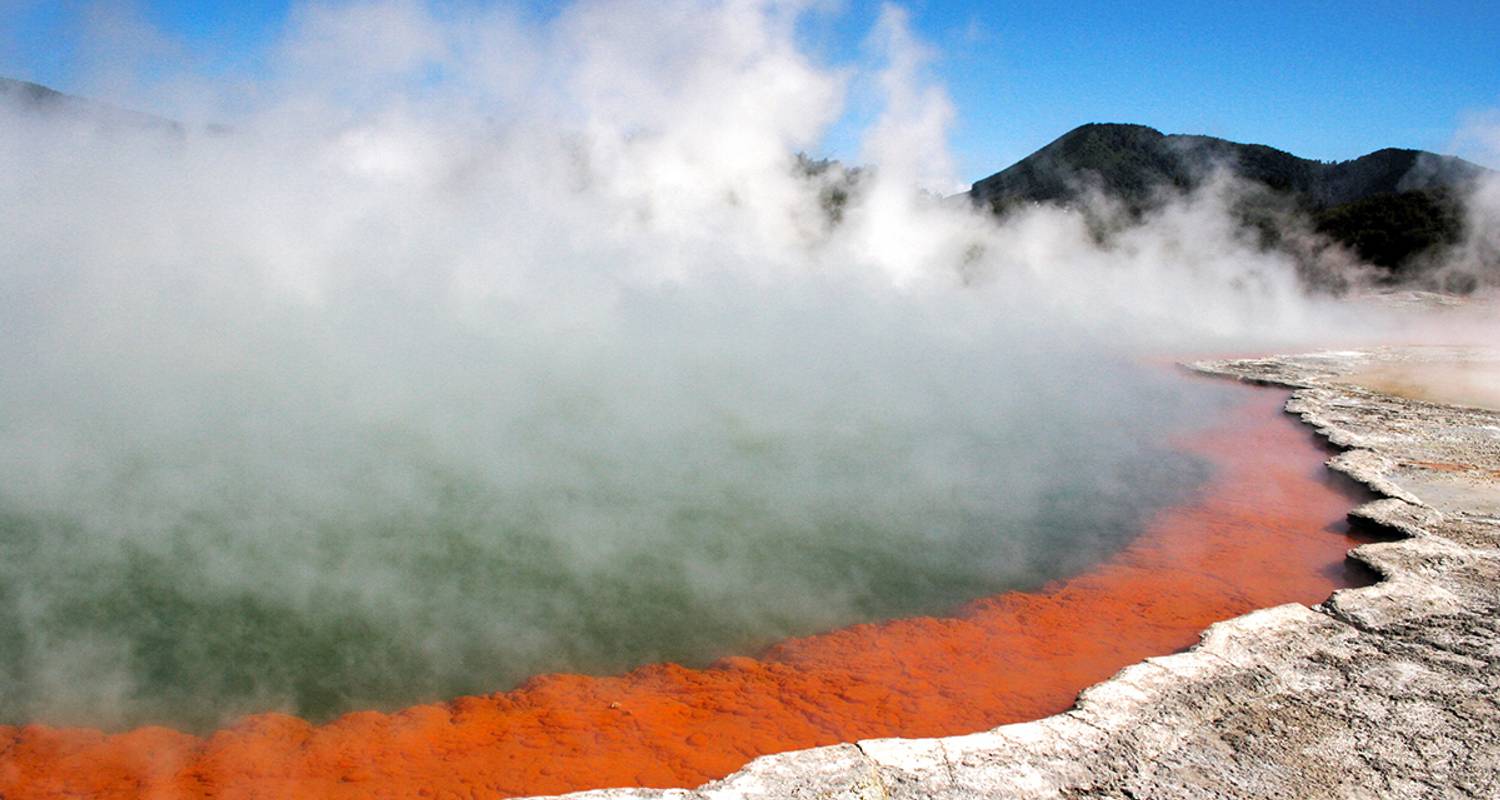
<box><xmin>535</xmin><ymin>345</ymin><xmax>1500</xmax><ymax>800</ymax></box>
<box><xmin>0</xmin><ymin>380</ymin><xmax>1381</xmax><ymax>797</ymax></box>
<box><xmin>3</xmin><ymin>346</ymin><xmax>1495</xmax><ymax>799</ymax></box>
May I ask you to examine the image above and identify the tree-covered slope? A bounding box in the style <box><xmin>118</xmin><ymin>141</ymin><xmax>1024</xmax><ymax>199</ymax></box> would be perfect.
<box><xmin>971</xmin><ymin>123</ymin><xmax>1487</xmax><ymax>213</ymax></box>
<box><xmin>968</xmin><ymin>123</ymin><xmax>1491</xmax><ymax>283</ymax></box>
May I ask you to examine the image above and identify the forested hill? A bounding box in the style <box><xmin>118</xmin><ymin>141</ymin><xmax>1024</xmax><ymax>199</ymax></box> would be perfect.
<box><xmin>969</xmin><ymin>123</ymin><xmax>1488</xmax><ymax>212</ymax></box>
<box><xmin>967</xmin><ymin>123</ymin><xmax>1493</xmax><ymax>285</ymax></box>
<box><xmin>5</xmin><ymin>76</ymin><xmax>1491</xmax><ymax>288</ymax></box>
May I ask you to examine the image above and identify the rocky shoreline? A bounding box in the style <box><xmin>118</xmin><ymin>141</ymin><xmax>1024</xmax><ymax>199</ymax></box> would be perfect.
<box><xmin>534</xmin><ymin>345</ymin><xmax>1500</xmax><ymax>800</ymax></box>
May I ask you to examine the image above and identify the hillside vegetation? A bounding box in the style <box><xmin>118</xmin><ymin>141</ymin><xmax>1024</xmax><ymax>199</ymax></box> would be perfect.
<box><xmin>969</xmin><ymin>123</ymin><xmax>1493</xmax><ymax>289</ymax></box>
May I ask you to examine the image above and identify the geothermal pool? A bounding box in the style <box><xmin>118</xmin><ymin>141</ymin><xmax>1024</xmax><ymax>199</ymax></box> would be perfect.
<box><xmin>0</xmin><ymin>377</ymin><xmax>1381</xmax><ymax>799</ymax></box>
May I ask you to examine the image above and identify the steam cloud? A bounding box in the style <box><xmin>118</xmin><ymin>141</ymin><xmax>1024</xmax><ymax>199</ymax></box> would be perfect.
<box><xmin>1445</xmin><ymin>112</ymin><xmax>1500</xmax><ymax>290</ymax></box>
<box><xmin>0</xmin><ymin>0</ymin><xmax>1486</xmax><ymax>729</ymax></box>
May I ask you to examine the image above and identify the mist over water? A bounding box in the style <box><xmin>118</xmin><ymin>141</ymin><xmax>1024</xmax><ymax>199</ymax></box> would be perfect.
<box><xmin>0</xmin><ymin>1</ymin><xmax>1468</xmax><ymax>730</ymax></box>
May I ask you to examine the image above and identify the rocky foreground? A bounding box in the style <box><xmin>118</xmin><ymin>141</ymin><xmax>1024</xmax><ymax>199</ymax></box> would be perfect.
<box><xmin>537</xmin><ymin>345</ymin><xmax>1500</xmax><ymax>800</ymax></box>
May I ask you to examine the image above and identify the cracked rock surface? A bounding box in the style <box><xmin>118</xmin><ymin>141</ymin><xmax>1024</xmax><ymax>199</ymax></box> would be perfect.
<box><xmin>529</xmin><ymin>346</ymin><xmax>1500</xmax><ymax>800</ymax></box>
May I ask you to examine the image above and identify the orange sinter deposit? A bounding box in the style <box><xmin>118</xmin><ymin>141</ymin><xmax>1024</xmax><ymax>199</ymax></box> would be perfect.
<box><xmin>0</xmin><ymin>384</ymin><xmax>1380</xmax><ymax>799</ymax></box>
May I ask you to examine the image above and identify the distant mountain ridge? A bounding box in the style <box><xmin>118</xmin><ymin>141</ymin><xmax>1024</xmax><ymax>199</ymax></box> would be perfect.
<box><xmin>4</xmin><ymin>77</ymin><xmax>1491</xmax><ymax>288</ymax></box>
<box><xmin>969</xmin><ymin>123</ymin><xmax>1489</xmax><ymax>212</ymax></box>
<box><xmin>968</xmin><ymin>123</ymin><xmax>1494</xmax><ymax>286</ymax></box>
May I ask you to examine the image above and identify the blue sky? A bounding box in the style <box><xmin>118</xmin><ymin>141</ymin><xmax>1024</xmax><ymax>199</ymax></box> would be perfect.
<box><xmin>4</xmin><ymin>1</ymin><xmax>1499</xmax><ymax>179</ymax></box>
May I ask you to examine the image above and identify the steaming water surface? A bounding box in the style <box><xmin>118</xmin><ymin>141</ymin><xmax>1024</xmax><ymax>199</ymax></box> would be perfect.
<box><xmin>3</xmin><ymin>10</ymin><xmax>1496</xmax><ymax>797</ymax></box>
<box><xmin>0</xmin><ymin>0</ymin><xmax>1332</xmax><ymax>731</ymax></box>
<box><xmin>0</xmin><ymin>349</ymin><xmax>1237</xmax><ymax>729</ymax></box>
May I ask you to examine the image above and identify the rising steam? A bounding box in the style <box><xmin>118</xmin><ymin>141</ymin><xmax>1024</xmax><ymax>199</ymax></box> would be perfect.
<box><xmin>0</xmin><ymin>0</ymin><xmax>1483</xmax><ymax>730</ymax></box>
